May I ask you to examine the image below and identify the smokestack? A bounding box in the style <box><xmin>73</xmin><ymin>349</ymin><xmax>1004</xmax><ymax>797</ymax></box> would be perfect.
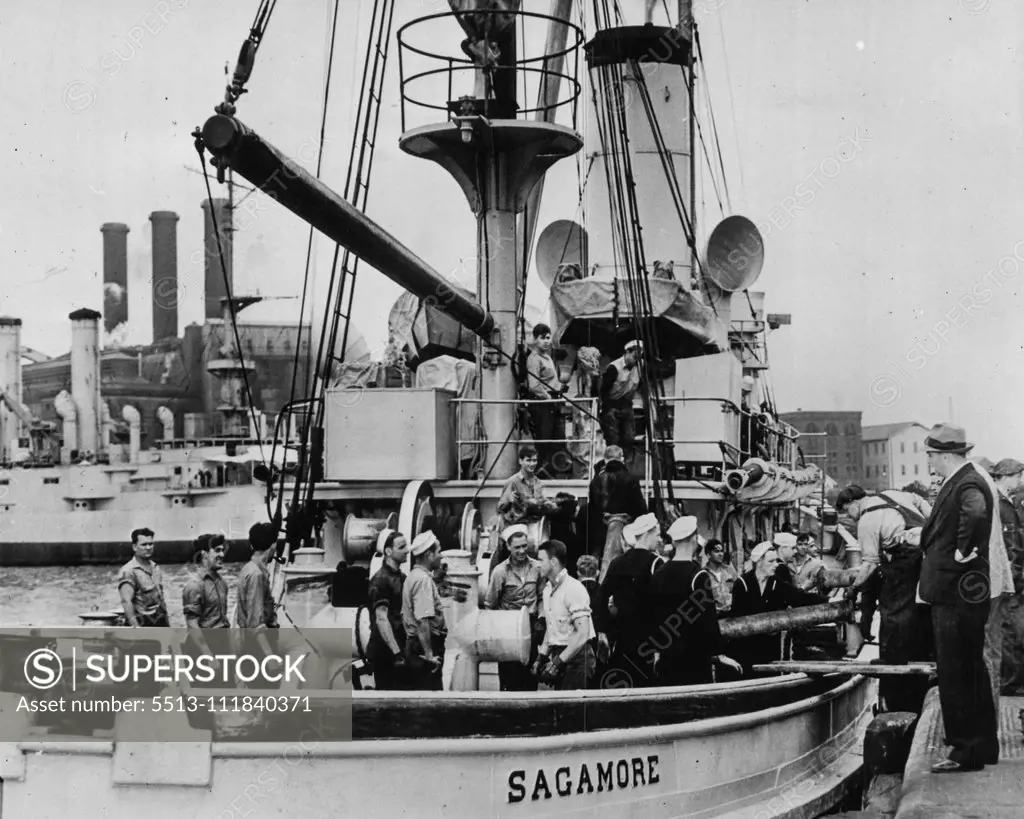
<box><xmin>150</xmin><ymin>210</ymin><xmax>180</xmax><ymax>342</ymax></box>
<box><xmin>201</xmin><ymin>198</ymin><xmax>233</xmax><ymax>319</ymax></box>
<box><xmin>100</xmin><ymin>223</ymin><xmax>129</xmax><ymax>334</ymax></box>
<box><xmin>0</xmin><ymin>317</ymin><xmax>22</xmax><ymax>459</ymax></box>
<box><xmin>69</xmin><ymin>308</ymin><xmax>102</xmax><ymax>455</ymax></box>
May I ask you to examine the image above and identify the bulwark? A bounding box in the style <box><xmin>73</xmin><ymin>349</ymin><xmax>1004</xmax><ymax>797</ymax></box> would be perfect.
<box><xmin>507</xmin><ymin>754</ymin><xmax>660</xmax><ymax>803</ymax></box>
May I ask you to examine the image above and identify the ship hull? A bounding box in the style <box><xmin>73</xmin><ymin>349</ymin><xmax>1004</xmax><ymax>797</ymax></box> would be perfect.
<box><xmin>1</xmin><ymin>675</ymin><xmax>875</xmax><ymax>818</ymax></box>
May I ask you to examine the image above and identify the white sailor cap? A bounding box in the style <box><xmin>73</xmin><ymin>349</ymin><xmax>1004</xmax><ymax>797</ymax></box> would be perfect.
<box><xmin>624</xmin><ymin>339</ymin><xmax>643</xmax><ymax>353</ymax></box>
<box><xmin>772</xmin><ymin>532</ymin><xmax>797</xmax><ymax>548</ymax></box>
<box><xmin>410</xmin><ymin>531</ymin><xmax>439</xmax><ymax>557</ymax></box>
<box><xmin>750</xmin><ymin>541</ymin><xmax>774</xmax><ymax>564</ymax></box>
<box><xmin>627</xmin><ymin>513</ymin><xmax>659</xmax><ymax>539</ymax></box>
<box><xmin>667</xmin><ymin>515</ymin><xmax>698</xmax><ymax>542</ymax></box>
<box><xmin>502</xmin><ymin>523</ymin><xmax>529</xmax><ymax>542</ymax></box>
<box><xmin>623</xmin><ymin>526</ymin><xmax>637</xmax><ymax>547</ymax></box>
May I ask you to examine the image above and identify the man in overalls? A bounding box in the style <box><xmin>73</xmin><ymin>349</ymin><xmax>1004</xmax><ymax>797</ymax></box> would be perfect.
<box><xmin>599</xmin><ymin>340</ymin><xmax>642</xmax><ymax>464</ymax></box>
<box><xmin>838</xmin><ymin>485</ymin><xmax>931</xmax><ymax>712</ymax></box>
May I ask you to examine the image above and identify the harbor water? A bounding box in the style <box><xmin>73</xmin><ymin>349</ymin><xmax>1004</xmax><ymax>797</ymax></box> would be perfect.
<box><xmin>0</xmin><ymin>563</ymin><xmax>244</xmax><ymax>627</ymax></box>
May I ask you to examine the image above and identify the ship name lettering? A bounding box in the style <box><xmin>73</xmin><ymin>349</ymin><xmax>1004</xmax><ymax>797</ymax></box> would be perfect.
<box><xmin>506</xmin><ymin>754</ymin><xmax>660</xmax><ymax>803</ymax></box>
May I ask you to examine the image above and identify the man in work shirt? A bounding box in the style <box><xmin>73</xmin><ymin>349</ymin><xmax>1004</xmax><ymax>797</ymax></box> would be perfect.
<box><xmin>599</xmin><ymin>339</ymin><xmax>642</xmax><ymax>463</ymax></box>
<box><xmin>234</xmin><ymin>522</ymin><xmax>280</xmax><ymax>688</ymax></box>
<box><xmin>524</xmin><ymin>323</ymin><xmax>563</xmax><ymax>477</ymax></box>
<box><xmin>837</xmin><ymin>484</ymin><xmax>932</xmax><ymax>712</ymax></box>
<box><xmin>182</xmin><ymin>533</ymin><xmax>231</xmax><ymax>680</ymax></box>
<box><xmin>367</xmin><ymin>530</ymin><xmax>410</xmax><ymax>690</ymax></box>
<box><xmin>402</xmin><ymin>531</ymin><xmax>447</xmax><ymax>691</ymax></box>
<box><xmin>117</xmin><ymin>527</ymin><xmax>169</xmax><ymax>627</ymax></box>
<box><xmin>484</xmin><ymin>523</ymin><xmax>545</xmax><ymax>691</ymax></box>
<box><xmin>533</xmin><ymin>539</ymin><xmax>596</xmax><ymax>690</ymax></box>
<box><xmin>496</xmin><ymin>446</ymin><xmax>558</xmax><ymax>533</ymax></box>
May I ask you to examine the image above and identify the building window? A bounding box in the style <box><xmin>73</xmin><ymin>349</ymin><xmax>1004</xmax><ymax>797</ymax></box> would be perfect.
<box><xmin>901</xmin><ymin>465</ymin><xmax>906</xmax><ymax>476</ymax></box>
<box><xmin>882</xmin><ymin>464</ymin><xmax>887</xmax><ymax>475</ymax></box>
<box><xmin>882</xmin><ymin>442</ymin><xmax>887</xmax><ymax>454</ymax></box>
<box><xmin>806</xmin><ymin>423</ymin><xmax>818</xmax><ymax>434</ymax></box>
<box><xmin>915</xmin><ymin>465</ymin><xmax>919</xmax><ymax>475</ymax></box>
<box><xmin>901</xmin><ymin>442</ymin><xmax>905</xmax><ymax>454</ymax></box>
<box><xmin>913</xmin><ymin>442</ymin><xmax>918</xmax><ymax>453</ymax></box>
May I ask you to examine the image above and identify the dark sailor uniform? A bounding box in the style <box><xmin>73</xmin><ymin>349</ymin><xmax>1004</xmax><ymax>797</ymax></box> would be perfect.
<box><xmin>648</xmin><ymin>561</ymin><xmax>722</xmax><ymax>686</ymax></box>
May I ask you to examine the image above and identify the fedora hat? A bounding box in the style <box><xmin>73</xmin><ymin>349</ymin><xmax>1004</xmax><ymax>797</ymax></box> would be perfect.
<box><xmin>924</xmin><ymin>423</ymin><xmax>973</xmax><ymax>454</ymax></box>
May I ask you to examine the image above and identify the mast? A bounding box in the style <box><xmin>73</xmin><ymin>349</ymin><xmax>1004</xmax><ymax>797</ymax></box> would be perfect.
<box><xmin>684</xmin><ymin>0</ymin><xmax>696</xmax><ymax>282</ymax></box>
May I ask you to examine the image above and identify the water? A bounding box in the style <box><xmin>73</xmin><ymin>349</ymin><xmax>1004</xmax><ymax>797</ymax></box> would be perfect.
<box><xmin>0</xmin><ymin>563</ymin><xmax>244</xmax><ymax>627</ymax></box>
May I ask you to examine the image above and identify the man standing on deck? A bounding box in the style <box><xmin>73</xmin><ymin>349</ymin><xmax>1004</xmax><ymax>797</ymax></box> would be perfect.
<box><xmin>483</xmin><ymin>524</ymin><xmax>545</xmax><ymax>691</ymax></box>
<box><xmin>367</xmin><ymin>530</ymin><xmax>410</xmax><ymax>691</ymax></box>
<box><xmin>533</xmin><ymin>539</ymin><xmax>596</xmax><ymax>690</ymax></box>
<box><xmin>234</xmin><ymin>522</ymin><xmax>281</xmax><ymax>688</ymax></box>
<box><xmin>497</xmin><ymin>446</ymin><xmax>558</xmax><ymax>532</ymax></box>
<box><xmin>646</xmin><ymin>516</ymin><xmax>742</xmax><ymax>685</ymax></box>
<box><xmin>117</xmin><ymin>527</ymin><xmax>169</xmax><ymax>627</ymax></box>
<box><xmin>524</xmin><ymin>323</ymin><xmax>563</xmax><ymax>478</ymax></box>
<box><xmin>182</xmin><ymin>533</ymin><xmax>231</xmax><ymax>680</ymax></box>
<box><xmin>402</xmin><ymin>531</ymin><xmax>447</xmax><ymax>691</ymax></box>
<box><xmin>599</xmin><ymin>339</ymin><xmax>642</xmax><ymax>463</ymax></box>
<box><xmin>918</xmin><ymin>424</ymin><xmax>1004</xmax><ymax>773</ymax></box>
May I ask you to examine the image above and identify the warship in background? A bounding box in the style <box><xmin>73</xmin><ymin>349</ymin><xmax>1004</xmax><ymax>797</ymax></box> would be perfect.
<box><xmin>0</xmin><ymin>200</ymin><xmax>341</xmax><ymax>566</ymax></box>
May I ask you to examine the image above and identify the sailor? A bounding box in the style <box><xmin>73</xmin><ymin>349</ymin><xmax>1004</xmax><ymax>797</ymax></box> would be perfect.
<box><xmin>587</xmin><ymin>444</ymin><xmax>647</xmax><ymax>581</ymax></box>
<box><xmin>836</xmin><ymin>484</ymin><xmax>932</xmax><ymax>712</ymax></box>
<box><xmin>235</xmin><ymin>522</ymin><xmax>279</xmax><ymax>630</ymax></box>
<box><xmin>648</xmin><ymin>516</ymin><xmax>743</xmax><ymax>685</ymax></box>
<box><xmin>599</xmin><ymin>339</ymin><xmax>643</xmax><ymax>463</ymax></box>
<box><xmin>703</xmin><ymin>539</ymin><xmax>738</xmax><ymax>615</ymax></box>
<box><xmin>401</xmin><ymin>531</ymin><xmax>447</xmax><ymax>691</ymax></box>
<box><xmin>599</xmin><ymin>512</ymin><xmax>663</xmax><ymax>687</ymax></box>
<box><xmin>366</xmin><ymin>530</ymin><xmax>410</xmax><ymax>691</ymax></box>
<box><xmin>116</xmin><ymin>527</ymin><xmax>169</xmax><ymax>627</ymax></box>
<box><xmin>729</xmin><ymin>542</ymin><xmax>823</xmax><ymax>673</ymax></box>
<box><xmin>483</xmin><ymin>523</ymin><xmax>545</xmax><ymax>691</ymax></box>
<box><xmin>496</xmin><ymin>446</ymin><xmax>558</xmax><ymax>535</ymax></box>
<box><xmin>771</xmin><ymin>532</ymin><xmax>800</xmax><ymax>584</ymax></box>
<box><xmin>990</xmin><ymin>458</ymin><xmax>1024</xmax><ymax>694</ymax></box>
<box><xmin>533</xmin><ymin>539</ymin><xmax>597</xmax><ymax>690</ymax></box>
<box><xmin>524</xmin><ymin>323</ymin><xmax>564</xmax><ymax>478</ymax></box>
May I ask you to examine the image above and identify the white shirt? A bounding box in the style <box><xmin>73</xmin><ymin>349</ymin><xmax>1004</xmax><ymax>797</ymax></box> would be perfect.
<box><xmin>541</xmin><ymin>569</ymin><xmax>595</xmax><ymax>648</ymax></box>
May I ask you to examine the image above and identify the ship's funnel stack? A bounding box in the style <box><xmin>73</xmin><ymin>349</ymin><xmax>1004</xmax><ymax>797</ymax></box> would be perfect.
<box><xmin>100</xmin><ymin>223</ymin><xmax>129</xmax><ymax>335</ymax></box>
<box><xmin>69</xmin><ymin>308</ymin><xmax>102</xmax><ymax>457</ymax></box>
<box><xmin>150</xmin><ymin>211</ymin><xmax>180</xmax><ymax>342</ymax></box>
<box><xmin>201</xmin><ymin>198</ymin><xmax>233</xmax><ymax>320</ymax></box>
<box><xmin>0</xmin><ymin>317</ymin><xmax>22</xmax><ymax>460</ymax></box>
<box><xmin>396</xmin><ymin>5</ymin><xmax>584</xmax><ymax>477</ymax></box>
<box><xmin>583</xmin><ymin>24</ymin><xmax>693</xmax><ymax>289</ymax></box>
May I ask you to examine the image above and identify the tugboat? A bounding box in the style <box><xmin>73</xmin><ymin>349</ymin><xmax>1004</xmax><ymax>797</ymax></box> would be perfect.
<box><xmin>0</xmin><ymin>2</ymin><xmax>874</xmax><ymax>817</ymax></box>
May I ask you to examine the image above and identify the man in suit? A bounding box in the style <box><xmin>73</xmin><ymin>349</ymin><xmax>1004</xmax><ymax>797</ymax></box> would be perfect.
<box><xmin>918</xmin><ymin>424</ymin><xmax>1001</xmax><ymax>772</ymax></box>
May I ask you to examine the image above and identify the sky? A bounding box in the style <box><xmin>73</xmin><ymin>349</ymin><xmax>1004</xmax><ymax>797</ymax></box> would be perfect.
<box><xmin>2</xmin><ymin>0</ymin><xmax>1023</xmax><ymax>459</ymax></box>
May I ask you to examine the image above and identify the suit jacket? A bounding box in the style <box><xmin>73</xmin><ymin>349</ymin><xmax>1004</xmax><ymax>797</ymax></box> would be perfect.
<box><xmin>919</xmin><ymin>463</ymin><xmax>993</xmax><ymax>606</ymax></box>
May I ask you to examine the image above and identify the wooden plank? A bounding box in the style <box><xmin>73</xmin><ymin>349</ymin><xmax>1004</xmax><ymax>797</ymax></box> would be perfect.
<box><xmin>753</xmin><ymin>661</ymin><xmax>936</xmax><ymax>677</ymax></box>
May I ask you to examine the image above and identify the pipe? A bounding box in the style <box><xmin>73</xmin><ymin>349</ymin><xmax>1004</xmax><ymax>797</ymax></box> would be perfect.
<box><xmin>53</xmin><ymin>390</ymin><xmax>77</xmax><ymax>465</ymax></box>
<box><xmin>725</xmin><ymin>462</ymin><xmax>764</xmax><ymax>492</ymax></box>
<box><xmin>442</xmin><ymin>551</ymin><xmax>531</xmax><ymax>691</ymax></box>
<box><xmin>150</xmin><ymin>211</ymin><xmax>180</xmax><ymax>342</ymax></box>
<box><xmin>100</xmin><ymin>401</ymin><xmax>113</xmax><ymax>454</ymax></box>
<box><xmin>156</xmin><ymin>405</ymin><xmax>174</xmax><ymax>441</ymax></box>
<box><xmin>69</xmin><ymin>308</ymin><xmax>102</xmax><ymax>456</ymax></box>
<box><xmin>200</xmin><ymin>114</ymin><xmax>494</xmax><ymax>338</ymax></box>
<box><xmin>100</xmin><ymin>223</ymin><xmax>129</xmax><ymax>334</ymax></box>
<box><xmin>720</xmin><ymin>600</ymin><xmax>854</xmax><ymax>641</ymax></box>
<box><xmin>0</xmin><ymin>317</ymin><xmax>22</xmax><ymax>460</ymax></box>
<box><xmin>122</xmin><ymin>405</ymin><xmax>141</xmax><ymax>463</ymax></box>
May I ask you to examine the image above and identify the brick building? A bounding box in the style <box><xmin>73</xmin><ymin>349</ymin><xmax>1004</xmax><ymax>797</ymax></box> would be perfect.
<box><xmin>778</xmin><ymin>410</ymin><xmax>863</xmax><ymax>485</ymax></box>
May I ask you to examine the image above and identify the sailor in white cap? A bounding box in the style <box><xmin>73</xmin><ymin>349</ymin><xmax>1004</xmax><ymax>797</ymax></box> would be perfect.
<box><xmin>598</xmin><ymin>338</ymin><xmax>643</xmax><ymax>462</ymax></box>
<box><xmin>771</xmin><ymin>532</ymin><xmax>799</xmax><ymax>585</ymax></box>
<box><xmin>400</xmin><ymin>531</ymin><xmax>446</xmax><ymax>690</ymax></box>
<box><xmin>729</xmin><ymin>540</ymin><xmax>823</xmax><ymax>673</ymax></box>
<box><xmin>484</xmin><ymin>523</ymin><xmax>545</xmax><ymax>691</ymax></box>
<box><xmin>600</xmin><ymin>511</ymin><xmax>664</xmax><ymax>687</ymax></box>
<box><xmin>649</xmin><ymin>517</ymin><xmax>743</xmax><ymax>684</ymax></box>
